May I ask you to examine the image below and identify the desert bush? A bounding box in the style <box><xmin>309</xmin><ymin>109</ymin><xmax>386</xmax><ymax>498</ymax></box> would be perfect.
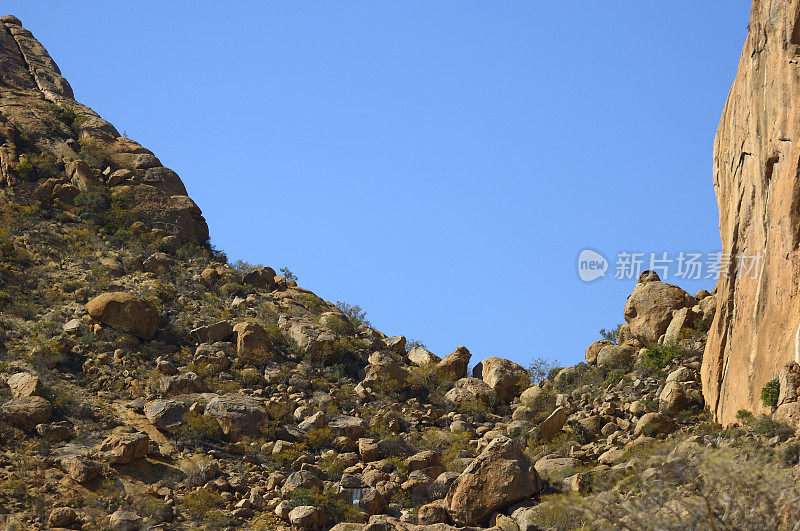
<box><xmin>603</xmin><ymin>368</ymin><xmax>625</xmax><ymax>388</ymax></box>
<box><xmin>761</xmin><ymin>378</ymin><xmax>780</xmax><ymax>410</ymax></box>
<box><xmin>554</xmin><ymin>363</ymin><xmax>603</xmax><ymax>392</ymax></box>
<box><xmin>279</xmin><ymin>266</ymin><xmax>298</xmax><ymax>283</ymax></box>
<box><xmin>528</xmin><ymin>356</ymin><xmax>559</xmax><ymax>385</ymax></box>
<box><xmin>13</xmin><ymin>154</ymin><xmax>59</xmax><ymax>181</ymax></box>
<box><xmin>750</xmin><ymin>415</ymin><xmax>794</xmax><ymax>441</ymax></box>
<box><xmin>335</xmin><ymin>301</ymin><xmax>372</xmax><ymax>328</ymax></box>
<box><xmin>781</xmin><ymin>444</ymin><xmax>800</xmax><ymax>467</ymax></box>
<box><xmin>78</xmin><ymin>137</ymin><xmax>107</xmax><ymax>167</ymax></box>
<box><xmin>304</xmin><ymin>427</ymin><xmax>334</xmax><ymax>451</ymax></box>
<box><xmin>599</xmin><ymin>324</ymin><xmax>623</xmax><ymax>342</ymax></box>
<box><xmin>176</xmin><ymin>414</ymin><xmax>223</xmax><ymax>447</ymax></box>
<box><xmin>407</xmin><ymin>363</ymin><xmax>449</xmax><ymax>405</ymax></box>
<box><xmin>638</xmin><ymin>344</ymin><xmax>683</xmax><ymax>374</ymax></box>
<box><xmin>319</xmin><ymin>453</ymin><xmax>348</xmax><ymax>480</ymax></box>
<box><xmin>179</xmin><ymin>487</ymin><xmax>228</xmax><ymax>527</ymax></box>
<box><xmin>579</xmin><ymin>445</ymin><xmax>800</xmax><ymax>530</ymax></box>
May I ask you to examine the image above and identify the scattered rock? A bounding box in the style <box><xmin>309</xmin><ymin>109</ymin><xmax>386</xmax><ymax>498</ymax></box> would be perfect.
<box><xmin>85</xmin><ymin>292</ymin><xmax>158</xmax><ymax>340</ymax></box>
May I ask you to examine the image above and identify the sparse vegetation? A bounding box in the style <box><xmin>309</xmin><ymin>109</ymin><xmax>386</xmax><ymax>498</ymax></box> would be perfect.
<box><xmin>761</xmin><ymin>378</ymin><xmax>780</xmax><ymax>410</ymax></box>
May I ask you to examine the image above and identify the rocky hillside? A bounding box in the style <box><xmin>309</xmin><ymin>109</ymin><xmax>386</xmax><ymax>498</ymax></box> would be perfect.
<box><xmin>1</xmin><ymin>7</ymin><xmax>800</xmax><ymax>531</ymax></box>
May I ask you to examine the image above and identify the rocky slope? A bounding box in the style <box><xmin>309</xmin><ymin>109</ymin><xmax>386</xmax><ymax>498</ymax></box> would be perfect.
<box><xmin>1</xmin><ymin>7</ymin><xmax>800</xmax><ymax>531</ymax></box>
<box><xmin>703</xmin><ymin>0</ymin><xmax>800</xmax><ymax>425</ymax></box>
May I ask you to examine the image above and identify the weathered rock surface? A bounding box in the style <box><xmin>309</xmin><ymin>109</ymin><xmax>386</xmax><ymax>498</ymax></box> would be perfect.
<box><xmin>702</xmin><ymin>0</ymin><xmax>800</xmax><ymax>425</ymax></box>
<box><xmin>0</xmin><ymin>396</ymin><xmax>51</xmax><ymax>427</ymax></box>
<box><xmin>85</xmin><ymin>292</ymin><xmax>157</xmax><ymax>340</ymax></box>
<box><xmin>445</xmin><ymin>435</ymin><xmax>541</xmax><ymax>525</ymax></box>
<box><xmin>623</xmin><ymin>280</ymin><xmax>692</xmax><ymax>346</ymax></box>
<box><xmin>476</xmin><ymin>357</ymin><xmax>529</xmax><ymax>403</ymax></box>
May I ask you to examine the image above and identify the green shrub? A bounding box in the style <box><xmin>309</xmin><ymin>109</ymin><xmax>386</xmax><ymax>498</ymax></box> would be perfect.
<box><xmin>639</xmin><ymin>344</ymin><xmax>682</xmax><ymax>373</ymax></box>
<box><xmin>78</xmin><ymin>137</ymin><xmax>107</xmax><ymax>167</ymax></box>
<box><xmin>528</xmin><ymin>356</ymin><xmax>559</xmax><ymax>385</ymax></box>
<box><xmin>781</xmin><ymin>444</ymin><xmax>800</xmax><ymax>467</ymax></box>
<box><xmin>751</xmin><ymin>415</ymin><xmax>794</xmax><ymax>441</ymax></box>
<box><xmin>179</xmin><ymin>487</ymin><xmax>227</xmax><ymax>527</ymax></box>
<box><xmin>335</xmin><ymin>301</ymin><xmax>371</xmax><ymax>328</ymax></box>
<box><xmin>599</xmin><ymin>324</ymin><xmax>623</xmax><ymax>342</ymax></box>
<box><xmin>176</xmin><ymin>414</ymin><xmax>224</xmax><ymax>446</ymax></box>
<box><xmin>761</xmin><ymin>379</ymin><xmax>780</xmax><ymax>410</ymax></box>
<box><xmin>603</xmin><ymin>368</ymin><xmax>625</xmax><ymax>388</ymax></box>
<box><xmin>279</xmin><ymin>267</ymin><xmax>298</xmax><ymax>283</ymax></box>
<box><xmin>736</xmin><ymin>409</ymin><xmax>754</xmax><ymax>422</ymax></box>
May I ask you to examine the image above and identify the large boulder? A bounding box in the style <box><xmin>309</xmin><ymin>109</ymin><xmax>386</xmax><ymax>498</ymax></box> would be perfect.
<box><xmin>85</xmin><ymin>292</ymin><xmax>158</xmax><ymax>340</ymax></box>
<box><xmin>539</xmin><ymin>406</ymin><xmax>567</xmax><ymax>441</ymax></box>
<box><xmin>437</xmin><ymin>346</ymin><xmax>471</xmax><ymax>381</ymax></box>
<box><xmin>446</xmin><ymin>435</ymin><xmax>541</xmax><ymax>526</ymax></box>
<box><xmin>288</xmin><ymin>505</ymin><xmax>325</xmax><ymax>530</ymax></box>
<box><xmin>585</xmin><ymin>340</ymin><xmax>613</xmax><ymax>365</ymax></box>
<box><xmin>407</xmin><ymin>347</ymin><xmax>441</xmax><ymax>366</ymax></box>
<box><xmin>233</xmin><ymin>321</ymin><xmax>272</xmax><ymax>356</ymax></box>
<box><xmin>242</xmin><ymin>266</ymin><xmax>277</xmax><ymax>289</ymax></box>
<box><xmin>99</xmin><ymin>432</ymin><xmax>150</xmax><ymax>464</ymax></box>
<box><xmin>204</xmin><ymin>394</ymin><xmax>268</xmax><ymax>439</ymax></box>
<box><xmin>280</xmin><ymin>317</ymin><xmax>336</xmax><ymax>355</ymax></box>
<box><xmin>444</xmin><ymin>377</ymin><xmax>494</xmax><ymax>406</ymax></box>
<box><xmin>623</xmin><ymin>281</ymin><xmax>692</xmax><ymax>346</ymax></box>
<box><xmin>634</xmin><ymin>412</ymin><xmax>676</xmax><ymax>437</ymax></box>
<box><xmin>157</xmin><ymin>372</ymin><xmax>210</xmax><ymax>397</ymax></box>
<box><xmin>0</xmin><ymin>396</ymin><xmax>51</xmax><ymax>428</ymax></box>
<box><xmin>57</xmin><ymin>455</ymin><xmax>103</xmax><ymax>483</ymax></box>
<box><xmin>6</xmin><ymin>372</ymin><xmax>42</xmax><ymax>398</ymax></box>
<box><xmin>476</xmin><ymin>357</ymin><xmax>529</xmax><ymax>403</ymax></box>
<box><xmin>596</xmin><ymin>344</ymin><xmax>635</xmax><ymax>369</ymax></box>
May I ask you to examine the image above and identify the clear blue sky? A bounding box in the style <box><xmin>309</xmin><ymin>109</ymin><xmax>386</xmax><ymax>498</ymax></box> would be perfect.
<box><xmin>7</xmin><ymin>2</ymin><xmax>752</xmax><ymax>368</ymax></box>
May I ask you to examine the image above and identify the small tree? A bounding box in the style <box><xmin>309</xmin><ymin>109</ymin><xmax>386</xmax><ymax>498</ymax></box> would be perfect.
<box><xmin>279</xmin><ymin>267</ymin><xmax>298</xmax><ymax>283</ymax></box>
<box><xmin>335</xmin><ymin>301</ymin><xmax>371</xmax><ymax>328</ymax></box>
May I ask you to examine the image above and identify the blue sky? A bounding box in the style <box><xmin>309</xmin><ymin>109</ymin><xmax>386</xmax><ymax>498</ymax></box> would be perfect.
<box><xmin>7</xmin><ymin>2</ymin><xmax>752</xmax><ymax>368</ymax></box>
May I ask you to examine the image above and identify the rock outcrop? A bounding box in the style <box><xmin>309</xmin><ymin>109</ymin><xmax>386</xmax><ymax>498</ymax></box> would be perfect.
<box><xmin>0</xmin><ymin>16</ymin><xmax>208</xmax><ymax>242</ymax></box>
<box><xmin>702</xmin><ymin>0</ymin><xmax>800</xmax><ymax>424</ymax></box>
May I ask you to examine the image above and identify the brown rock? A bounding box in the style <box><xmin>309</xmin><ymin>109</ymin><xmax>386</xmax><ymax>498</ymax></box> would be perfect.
<box><xmin>623</xmin><ymin>281</ymin><xmax>692</xmax><ymax>346</ymax></box>
<box><xmin>99</xmin><ymin>432</ymin><xmax>149</xmax><ymax>464</ymax></box>
<box><xmin>407</xmin><ymin>346</ymin><xmax>441</xmax><ymax>366</ymax></box>
<box><xmin>437</xmin><ymin>346</ymin><xmax>471</xmax><ymax>381</ymax></box>
<box><xmin>85</xmin><ymin>292</ymin><xmax>157</xmax><ymax>340</ymax></box>
<box><xmin>157</xmin><ymin>372</ymin><xmax>210</xmax><ymax>397</ymax></box>
<box><xmin>476</xmin><ymin>357</ymin><xmax>529</xmax><ymax>403</ymax></box>
<box><xmin>539</xmin><ymin>406</ymin><xmax>567</xmax><ymax>441</ymax></box>
<box><xmin>0</xmin><ymin>396</ymin><xmax>51</xmax><ymax>427</ymax></box>
<box><xmin>288</xmin><ymin>505</ymin><xmax>325</xmax><ymax>530</ymax></box>
<box><xmin>659</xmin><ymin>381</ymin><xmax>687</xmax><ymax>415</ymax></box>
<box><xmin>585</xmin><ymin>340</ymin><xmax>613</xmax><ymax>365</ymax></box>
<box><xmin>702</xmin><ymin>0</ymin><xmax>800</xmax><ymax>425</ymax></box>
<box><xmin>57</xmin><ymin>455</ymin><xmax>103</xmax><ymax>483</ymax></box>
<box><xmin>445</xmin><ymin>435</ymin><xmax>541</xmax><ymax>525</ymax></box>
<box><xmin>204</xmin><ymin>394</ymin><xmax>268</xmax><ymax>440</ymax></box>
<box><xmin>48</xmin><ymin>507</ymin><xmax>77</xmax><ymax>528</ymax></box>
<box><xmin>233</xmin><ymin>321</ymin><xmax>273</xmax><ymax>356</ymax></box>
<box><xmin>6</xmin><ymin>372</ymin><xmax>42</xmax><ymax>398</ymax></box>
<box><xmin>633</xmin><ymin>412</ymin><xmax>676</xmax><ymax>437</ymax></box>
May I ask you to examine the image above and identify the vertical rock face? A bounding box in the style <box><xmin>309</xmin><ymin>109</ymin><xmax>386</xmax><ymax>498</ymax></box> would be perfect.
<box><xmin>702</xmin><ymin>0</ymin><xmax>800</xmax><ymax>424</ymax></box>
<box><xmin>0</xmin><ymin>15</ymin><xmax>208</xmax><ymax>243</ymax></box>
